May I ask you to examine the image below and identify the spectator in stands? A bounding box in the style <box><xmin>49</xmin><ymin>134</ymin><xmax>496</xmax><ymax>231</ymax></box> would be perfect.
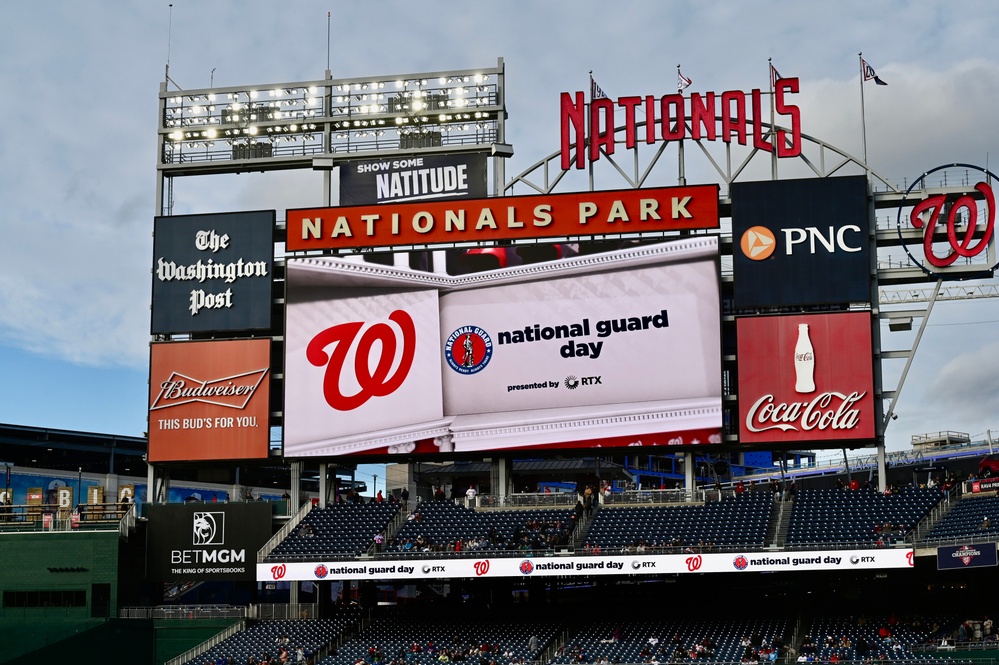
<box><xmin>401</xmin><ymin>487</ymin><xmax>410</xmax><ymax>510</ymax></box>
<box><xmin>981</xmin><ymin>516</ymin><xmax>992</xmax><ymax>530</ymax></box>
<box><xmin>465</xmin><ymin>485</ymin><xmax>477</xmax><ymax>506</ymax></box>
<box><xmin>583</xmin><ymin>486</ymin><xmax>594</xmax><ymax>517</ymax></box>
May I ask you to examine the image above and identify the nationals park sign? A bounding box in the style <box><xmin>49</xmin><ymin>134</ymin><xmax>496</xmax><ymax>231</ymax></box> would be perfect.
<box><xmin>286</xmin><ymin>185</ymin><xmax>719</xmax><ymax>252</ymax></box>
<box><xmin>560</xmin><ymin>79</ymin><xmax>802</xmax><ymax>170</ymax></box>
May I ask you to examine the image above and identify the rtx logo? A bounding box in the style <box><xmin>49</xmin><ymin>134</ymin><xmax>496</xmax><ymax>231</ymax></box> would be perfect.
<box><xmin>193</xmin><ymin>512</ymin><xmax>224</xmax><ymax>545</ymax></box>
<box><xmin>849</xmin><ymin>555</ymin><xmax>876</xmax><ymax>564</ymax></box>
<box><xmin>566</xmin><ymin>375</ymin><xmax>602</xmax><ymax>389</ymax></box>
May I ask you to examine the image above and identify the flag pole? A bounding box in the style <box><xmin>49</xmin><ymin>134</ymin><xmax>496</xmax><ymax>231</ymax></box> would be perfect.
<box><xmin>769</xmin><ymin>58</ymin><xmax>777</xmax><ymax>180</ymax></box>
<box><xmin>859</xmin><ymin>52</ymin><xmax>869</xmax><ymax>177</ymax></box>
<box><xmin>677</xmin><ymin>64</ymin><xmax>686</xmax><ymax>186</ymax></box>
<box><xmin>588</xmin><ymin>70</ymin><xmax>594</xmax><ymax>191</ymax></box>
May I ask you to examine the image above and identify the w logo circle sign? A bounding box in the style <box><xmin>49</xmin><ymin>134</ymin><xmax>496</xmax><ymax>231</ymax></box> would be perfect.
<box><xmin>307</xmin><ymin>309</ymin><xmax>417</xmax><ymax>411</ymax></box>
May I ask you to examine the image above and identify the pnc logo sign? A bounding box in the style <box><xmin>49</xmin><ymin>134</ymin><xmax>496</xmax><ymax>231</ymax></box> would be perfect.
<box><xmin>732</xmin><ymin>176</ymin><xmax>870</xmax><ymax>308</ymax></box>
<box><xmin>739</xmin><ymin>224</ymin><xmax>862</xmax><ymax>260</ymax></box>
<box><xmin>740</xmin><ymin>226</ymin><xmax>776</xmax><ymax>260</ymax></box>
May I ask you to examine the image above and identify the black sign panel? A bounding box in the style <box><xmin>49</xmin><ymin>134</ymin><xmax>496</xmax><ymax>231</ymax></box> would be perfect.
<box><xmin>146</xmin><ymin>502</ymin><xmax>272</xmax><ymax>581</ymax></box>
<box><xmin>339</xmin><ymin>153</ymin><xmax>488</xmax><ymax>206</ymax></box>
<box><xmin>732</xmin><ymin>176</ymin><xmax>870</xmax><ymax>308</ymax></box>
<box><xmin>151</xmin><ymin>211</ymin><xmax>274</xmax><ymax>334</ymax></box>
<box><xmin>937</xmin><ymin>542</ymin><xmax>998</xmax><ymax>570</ymax></box>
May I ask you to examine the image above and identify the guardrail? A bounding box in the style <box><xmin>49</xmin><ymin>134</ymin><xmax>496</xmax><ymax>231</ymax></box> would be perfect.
<box><xmin>119</xmin><ymin>604</ymin><xmax>246</xmax><ymax>620</ymax></box>
<box><xmin>248</xmin><ymin>603</ymin><xmax>318</xmax><ymax>620</ymax></box>
<box><xmin>474</xmin><ymin>488</ymin><xmax>710</xmax><ymax>509</ymax></box>
<box><xmin>258</xmin><ymin>500</ymin><xmax>313</xmax><ymax>562</ymax></box>
<box><xmin>164</xmin><ymin>619</ymin><xmax>245</xmax><ymax>665</ymax></box>
<box><xmin>0</xmin><ymin>502</ymin><xmax>131</xmax><ymax>532</ymax></box>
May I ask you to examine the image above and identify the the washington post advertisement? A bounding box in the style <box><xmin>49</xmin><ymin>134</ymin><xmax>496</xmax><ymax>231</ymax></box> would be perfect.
<box><xmin>283</xmin><ymin>237</ymin><xmax>722</xmax><ymax>458</ymax></box>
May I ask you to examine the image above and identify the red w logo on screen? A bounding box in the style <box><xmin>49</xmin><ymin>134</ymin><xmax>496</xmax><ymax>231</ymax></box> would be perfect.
<box><xmin>685</xmin><ymin>554</ymin><xmax>702</xmax><ymax>572</ymax></box>
<box><xmin>307</xmin><ymin>310</ymin><xmax>417</xmax><ymax>411</ymax></box>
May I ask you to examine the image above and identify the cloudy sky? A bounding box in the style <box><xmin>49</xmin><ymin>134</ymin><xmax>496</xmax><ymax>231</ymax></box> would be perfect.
<box><xmin>2</xmin><ymin>0</ymin><xmax>999</xmax><ymax>471</ymax></box>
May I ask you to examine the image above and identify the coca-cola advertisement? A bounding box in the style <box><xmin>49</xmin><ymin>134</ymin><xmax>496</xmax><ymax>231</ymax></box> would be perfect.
<box><xmin>148</xmin><ymin>339</ymin><xmax>271</xmax><ymax>462</ymax></box>
<box><xmin>737</xmin><ymin>312</ymin><xmax>875</xmax><ymax>444</ymax></box>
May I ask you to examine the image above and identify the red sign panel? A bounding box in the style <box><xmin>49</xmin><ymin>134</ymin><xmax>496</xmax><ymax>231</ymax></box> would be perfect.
<box><xmin>148</xmin><ymin>339</ymin><xmax>271</xmax><ymax>462</ymax></box>
<box><xmin>737</xmin><ymin>313</ymin><xmax>875</xmax><ymax>444</ymax></box>
<box><xmin>286</xmin><ymin>185</ymin><xmax>719</xmax><ymax>251</ymax></box>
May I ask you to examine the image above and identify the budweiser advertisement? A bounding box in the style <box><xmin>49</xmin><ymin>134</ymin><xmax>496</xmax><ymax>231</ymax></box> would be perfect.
<box><xmin>284</xmin><ymin>237</ymin><xmax>722</xmax><ymax>458</ymax></box>
<box><xmin>732</xmin><ymin>176</ymin><xmax>870</xmax><ymax>308</ymax></box>
<box><xmin>148</xmin><ymin>339</ymin><xmax>271</xmax><ymax>462</ymax></box>
<box><xmin>737</xmin><ymin>312</ymin><xmax>875</xmax><ymax>445</ymax></box>
<box><xmin>896</xmin><ymin>163</ymin><xmax>998</xmax><ymax>280</ymax></box>
<box><xmin>286</xmin><ymin>185</ymin><xmax>719</xmax><ymax>252</ymax></box>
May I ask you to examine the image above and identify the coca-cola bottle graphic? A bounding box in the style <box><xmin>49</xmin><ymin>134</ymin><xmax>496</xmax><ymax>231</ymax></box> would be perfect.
<box><xmin>794</xmin><ymin>323</ymin><xmax>815</xmax><ymax>393</ymax></box>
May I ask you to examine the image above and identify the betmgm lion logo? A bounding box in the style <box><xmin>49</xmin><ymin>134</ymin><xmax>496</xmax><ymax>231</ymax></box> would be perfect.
<box><xmin>193</xmin><ymin>511</ymin><xmax>225</xmax><ymax>546</ymax></box>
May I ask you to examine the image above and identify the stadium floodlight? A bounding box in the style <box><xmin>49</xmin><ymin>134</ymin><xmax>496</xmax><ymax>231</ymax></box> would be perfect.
<box><xmin>158</xmin><ymin>60</ymin><xmax>505</xmax><ymax>176</ymax></box>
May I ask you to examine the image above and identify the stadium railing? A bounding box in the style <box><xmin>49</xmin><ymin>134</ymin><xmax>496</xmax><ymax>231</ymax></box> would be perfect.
<box><xmin>164</xmin><ymin>619</ymin><xmax>245</xmax><ymax>665</ymax></box>
<box><xmin>119</xmin><ymin>604</ymin><xmax>246</xmax><ymax>619</ymax></box>
<box><xmin>257</xmin><ymin>499</ymin><xmax>314</xmax><ymax>561</ymax></box>
<box><xmin>0</xmin><ymin>502</ymin><xmax>132</xmax><ymax>532</ymax></box>
<box><xmin>249</xmin><ymin>603</ymin><xmax>319</xmax><ymax>620</ymax></box>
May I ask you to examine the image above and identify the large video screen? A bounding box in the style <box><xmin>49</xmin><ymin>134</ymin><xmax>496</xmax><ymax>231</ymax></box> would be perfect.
<box><xmin>284</xmin><ymin>237</ymin><xmax>722</xmax><ymax>458</ymax></box>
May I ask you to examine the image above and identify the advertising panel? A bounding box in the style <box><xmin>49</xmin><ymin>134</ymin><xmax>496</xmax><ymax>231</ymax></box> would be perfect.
<box><xmin>259</xmin><ymin>547</ymin><xmax>913</xmax><ymax>582</ymax></box>
<box><xmin>737</xmin><ymin>312</ymin><xmax>876</xmax><ymax>445</ymax></box>
<box><xmin>731</xmin><ymin>176</ymin><xmax>870</xmax><ymax>308</ymax></box>
<box><xmin>970</xmin><ymin>478</ymin><xmax>999</xmax><ymax>494</ymax></box>
<box><xmin>286</xmin><ymin>185</ymin><xmax>719</xmax><ymax>252</ymax></box>
<box><xmin>937</xmin><ymin>543</ymin><xmax>998</xmax><ymax>570</ymax></box>
<box><xmin>283</xmin><ymin>237</ymin><xmax>721</xmax><ymax>458</ymax></box>
<box><xmin>151</xmin><ymin>211</ymin><xmax>274</xmax><ymax>334</ymax></box>
<box><xmin>148</xmin><ymin>339</ymin><xmax>271</xmax><ymax>462</ymax></box>
<box><xmin>339</xmin><ymin>153</ymin><xmax>488</xmax><ymax>205</ymax></box>
<box><xmin>148</xmin><ymin>502</ymin><xmax>272</xmax><ymax>582</ymax></box>
<box><xmin>438</xmin><ymin>255</ymin><xmax>720</xmax><ymax>451</ymax></box>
